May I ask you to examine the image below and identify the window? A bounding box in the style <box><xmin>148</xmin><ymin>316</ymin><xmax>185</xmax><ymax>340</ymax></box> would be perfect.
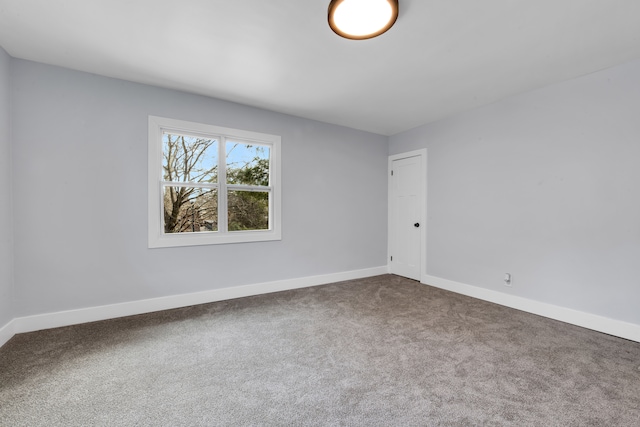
<box><xmin>148</xmin><ymin>116</ymin><xmax>281</xmax><ymax>248</ymax></box>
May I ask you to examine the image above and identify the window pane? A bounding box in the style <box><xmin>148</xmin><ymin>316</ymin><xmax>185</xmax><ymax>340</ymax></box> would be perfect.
<box><xmin>163</xmin><ymin>133</ymin><xmax>218</xmax><ymax>183</ymax></box>
<box><xmin>228</xmin><ymin>190</ymin><xmax>269</xmax><ymax>231</ymax></box>
<box><xmin>163</xmin><ymin>186</ymin><xmax>218</xmax><ymax>233</ymax></box>
<box><xmin>226</xmin><ymin>142</ymin><xmax>270</xmax><ymax>186</ymax></box>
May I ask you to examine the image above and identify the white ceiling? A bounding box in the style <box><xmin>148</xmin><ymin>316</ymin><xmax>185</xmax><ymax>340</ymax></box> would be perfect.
<box><xmin>1</xmin><ymin>0</ymin><xmax>640</xmax><ymax>135</ymax></box>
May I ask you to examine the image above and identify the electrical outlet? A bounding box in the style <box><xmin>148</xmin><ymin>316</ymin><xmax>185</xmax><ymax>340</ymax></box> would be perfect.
<box><xmin>504</xmin><ymin>273</ymin><xmax>512</xmax><ymax>287</ymax></box>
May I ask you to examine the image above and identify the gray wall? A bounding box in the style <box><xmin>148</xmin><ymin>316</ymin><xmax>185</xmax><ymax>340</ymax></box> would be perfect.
<box><xmin>6</xmin><ymin>52</ymin><xmax>639</xmax><ymax>328</ymax></box>
<box><xmin>390</xmin><ymin>59</ymin><xmax>640</xmax><ymax>325</ymax></box>
<box><xmin>0</xmin><ymin>47</ymin><xmax>12</xmax><ymax>327</ymax></box>
<box><xmin>11</xmin><ymin>59</ymin><xmax>388</xmax><ymax>317</ymax></box>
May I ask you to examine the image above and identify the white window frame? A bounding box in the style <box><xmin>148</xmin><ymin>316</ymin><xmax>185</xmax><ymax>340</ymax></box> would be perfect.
<box><xmin>148</xmin><ymin>116</ymin><xmax>281</xmax><ymax>248</ymax></box>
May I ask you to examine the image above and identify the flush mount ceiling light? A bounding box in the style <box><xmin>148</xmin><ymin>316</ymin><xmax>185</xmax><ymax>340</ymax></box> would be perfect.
<box><xmin>328</xmin><ymin>0</ymin><xmax>399</xmax><ymax>40</ymax></box>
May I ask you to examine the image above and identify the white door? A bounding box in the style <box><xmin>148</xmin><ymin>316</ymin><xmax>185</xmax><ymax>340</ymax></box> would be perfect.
<box><xmin>389</xmin><ymin>151</ymin><xmax>425</xmax><ymax>281</ymax></box>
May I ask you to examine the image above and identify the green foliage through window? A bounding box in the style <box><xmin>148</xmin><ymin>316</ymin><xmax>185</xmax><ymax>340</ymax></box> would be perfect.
<box><xmin>162</xmin><ymin>135</ymin><xmax>271</xmax><ymax>234</ymax></box>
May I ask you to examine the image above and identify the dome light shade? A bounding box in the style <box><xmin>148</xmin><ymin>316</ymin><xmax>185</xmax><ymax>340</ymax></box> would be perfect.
<box><xmin>328</xmin><ymin>0</ymin><xmax>399</xmax><ymax>40</ymax></box>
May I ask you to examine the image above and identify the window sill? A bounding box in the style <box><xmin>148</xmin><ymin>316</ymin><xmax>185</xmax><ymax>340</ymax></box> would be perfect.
<box><xmin>148</xmin><ymin>229</ymin><xmax>282</xmax><ymax>248</ymax></box>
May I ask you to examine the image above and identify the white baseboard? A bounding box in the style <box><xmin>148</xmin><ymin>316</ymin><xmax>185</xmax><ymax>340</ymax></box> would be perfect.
<box><xmin>8</xmin><ymin>266</ymin><xmax>387</xmax><ymax>340</ymax></box>
<box><xmin>0</xmin><ymin>318</ymin><xmax>15</xmax><ymax>348</ymax></box>
<box><xmin>423</xmin><ymin>274</ymin><xmax>640</xmax><ymax>343</ymax></box>
<box><xmin>6</xmin><ymin>267</ymin><xmax>636</xmax><ymax>348</ymax></box>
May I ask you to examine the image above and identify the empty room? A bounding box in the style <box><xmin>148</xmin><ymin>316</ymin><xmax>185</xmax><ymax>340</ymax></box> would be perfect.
<box><xmin>1</xmin><ymin>1</ymin><xmax>639</xmax><ymax>425</ymax></box>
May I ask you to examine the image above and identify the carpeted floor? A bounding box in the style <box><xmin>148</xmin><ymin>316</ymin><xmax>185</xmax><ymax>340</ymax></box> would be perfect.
<box><xmin>1</xmin><ymin>274</ymin><xmax>639</xmax><ymax>426</ymax></box>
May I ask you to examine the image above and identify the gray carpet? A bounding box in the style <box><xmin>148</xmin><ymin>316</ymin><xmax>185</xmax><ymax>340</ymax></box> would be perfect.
<box><xmin>1</xmin><ymin>274</ymin><xmax>639</xmax><ymax>426</ymax></box>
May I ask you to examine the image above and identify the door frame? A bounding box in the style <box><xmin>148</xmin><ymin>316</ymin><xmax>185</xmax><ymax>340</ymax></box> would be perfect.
<box><xmin>388</xmin><ymin>149</ymin><xmax>427</xmax><ymax>281</ymax></box>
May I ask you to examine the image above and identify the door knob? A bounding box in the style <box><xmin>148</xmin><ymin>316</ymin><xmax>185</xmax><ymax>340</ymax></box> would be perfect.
<box><xmin>414</xmin><ymin>223</ymin><xmax>420</xmax><ymax>228</ymax></box>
